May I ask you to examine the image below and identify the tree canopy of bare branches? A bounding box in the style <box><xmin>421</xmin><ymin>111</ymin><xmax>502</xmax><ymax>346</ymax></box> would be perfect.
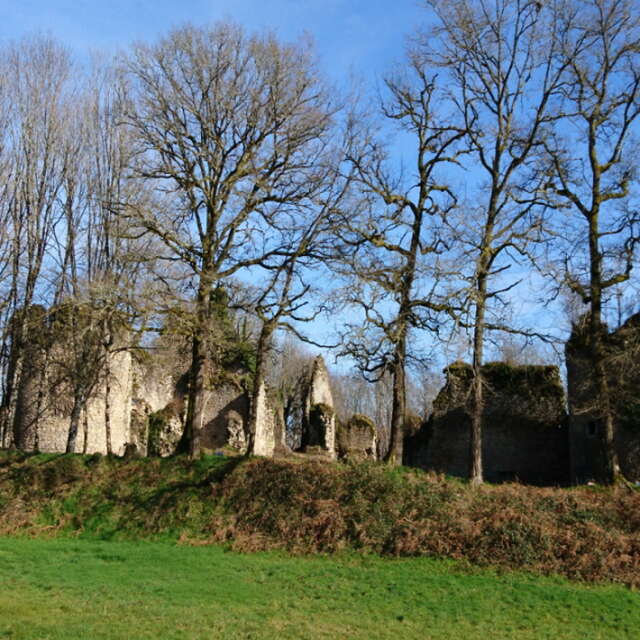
<box><xmin>120</xmin><ymin>23</ymin><xmax>340</xmax><ymax>457</ymax></box>
<box><xmin>543</xmin><ymin>0</ymin><xmax>640</xmax><ymax>483</ymax></box>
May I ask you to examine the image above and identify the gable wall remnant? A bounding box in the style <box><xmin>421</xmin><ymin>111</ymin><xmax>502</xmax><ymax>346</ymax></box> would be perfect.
<box><xmin>301</xmin><ymin>356</ymin><xmax>336</xmax><ymax>458</ymax></box>
<box><xmin>253</xmin><ymin>380</ymin><xmax>287</xmax><ymax>457</ymax></box>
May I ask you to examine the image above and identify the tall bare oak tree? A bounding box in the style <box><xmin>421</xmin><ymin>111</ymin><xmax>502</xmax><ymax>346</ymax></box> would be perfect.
<box><xmin>120</xmin><ymin>23</ymin><xmax>338</xmax><ymax>457</ymax></box>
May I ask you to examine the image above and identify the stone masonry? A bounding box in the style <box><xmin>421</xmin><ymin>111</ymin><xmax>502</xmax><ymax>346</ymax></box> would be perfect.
<box><xmin>405</xmin><ymin>361</ymin><xmax>569</xmax><ymax>485</ymax></box>
<box><xmin>566</xmin><ymin>313</ymin><xmax>640</xmax><ymax>482</ymax></box>
<box><xmin>336</xmin><ymin>413</ymin><xmax>377</xmax><ymax>461</ymax></box>
<box><xmin>300</xmin><ymin>356</ymin><xmax>337</xmax><ymax>458</ymax></box>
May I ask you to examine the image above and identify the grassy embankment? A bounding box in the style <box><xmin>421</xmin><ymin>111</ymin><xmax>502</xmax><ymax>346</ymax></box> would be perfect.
<box><xmin>1</xmin><ymin>450</ymin><xmax>639</xmax><ymax>638</ymax></box>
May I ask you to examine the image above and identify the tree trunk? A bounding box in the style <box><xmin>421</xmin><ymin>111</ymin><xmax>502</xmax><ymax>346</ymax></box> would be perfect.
<box><xmin>593</xmin><ymin>347</ymin><xmax>621</xmax><ymax>483</ymax></box>
<box><xmin>181</xmin><ymin>274</ymin><xmax>215</xmax><ymax>459</ymax></box>
<box><xmin>183</xmin><ymin>331</ymin><xmax>206</xmax><ymax>458</ymax></box>
<box><xmin>3</xmin><ymin>315</ymin><xmax>26</xmax><ymax>448</ymax></box>
<box><xmin>588</xmin><ymin>284</ymin><xmax>621</xmax><ymax>483</ymax></box>
<box><xmin>32</xmin><ymin>352</ymin><xmax>50</xmax><ymax>453</ymax></box>
<box><xmin>588</xmin><ymin>211</ymin><xmax>622</xmax><ymax>485</ymax></box>
<box><xmin>469</xmin><ymin>275</ymin><xmax>487</xmax><ymax>486</ymax></box>
<box><xmin>104</xmin><ymin>346</ymin><xmax>113</xmax><ymax>456</ymax></box>
<box><xmin>385</xmin><ymin>336</ymin><xmax>406</xmax><ymax>466</ymax></box>
<box><xmin>82</xmin><ymin>408</ymin><xmax>89</xmax><ymax>454</ymax></box>
<box><xmin>66</xmin><ymin>391</ymin><xmax>84</xmax><ymax>453</ymax></box>
<box><xmin>1</xmin><ymin>364</ymin><xmax>18</xmax><ymax>447</ymax></box>
<box><xmin>469</xmin><ymin>371</ymin><xmax>484</xmax><ymax>486</ymax></box>
<box><xmin>0</xmin><ymin>408</ymin><xmax>8</xmax><ymax>449</ymax></box>
<box><xmin>0</xmin><ymin>253</ymin><xmax>21</xmax><ymax>447</ymax></box>
<box><xmin>384</xmin><ymin>203</ymin><xmax>421</xmax><ymax>467</ymax></box>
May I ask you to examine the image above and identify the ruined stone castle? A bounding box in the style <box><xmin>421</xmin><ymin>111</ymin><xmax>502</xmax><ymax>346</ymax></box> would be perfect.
<box><xmin>0</xmin><ymin>303</ymin><xmax>375</xmax><ymax>462</ymax></box>
<box><xmin>405</xmin><ymin>313</ymin><xmax>640</xmax><ymax>484</ymax></box>
<box><xmin>3</xmin><ymin>304</ymin><xmax>640</xmax><ymax>484</ymax></box>
<box><xmin>404</xmin><ymin>361</ymin><xmax>569</xmax><ymax>484</ymax></box>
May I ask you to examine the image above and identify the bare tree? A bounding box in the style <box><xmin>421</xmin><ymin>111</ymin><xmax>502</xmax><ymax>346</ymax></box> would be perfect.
<box><xmin>0</xmin><ymin>49</ymin><xmax>14</xmax><ymax>440</ymax></box>
<box><xmin>424</xmin><ymin>0</ymin><xmax>571</xmax><ymax>483</ymax></box>
<box><xmin>0</xmin><ymin>52</ymin><xmax>12</xmax><ymax>314</ymax></box>
<box><xmin>338</xmin><ymin>57</ymin><xmax>465</xmax><ymax>465</ymax></box>
<box><xmin>34</xmin><ymin>55</ymin><xmax>152</xmax><ymax>454</ymax></box>
<box><xmin>544</xmin><ymin>0</ymin><xmax>640</xmax><ymax>483</ymax></box>
<box><xmin>119</xmin><ymin>23</ymin><xmax>339</xmax><ymax>458</ymax></box>
<box><xmin>80</xmin><ymin>60</ymin><xmax>153</xmax><ymax>454</ymax></box>
<box><xmin>244</xmin><ymin>168</ymin><xmax>349</xmax><ymax>455</ymax></box>
<box><xmin>0</xmin><ymin>36</ymin><xmax>73</xmax><ymax>447</ymax></box>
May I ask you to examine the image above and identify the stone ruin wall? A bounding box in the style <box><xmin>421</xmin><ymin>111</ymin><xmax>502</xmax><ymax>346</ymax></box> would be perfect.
<box><xmin>10</xmin><ymin>346</ymin><xmax>176</xmax><ymax>456</ymax></box>
<box><xmin>567</xmin><ymin>313</ymin><xmax>640</xmax><ymax>482</ymax></box>
<box><xmin>253</xmin><ymin>381</ymin><xmax>274</xmax><ymax>456</ymax></box>
<box><xmin>14</xmin><ymin>302</ymin><xmax>640</xmax><ymax>486</ymax></box>
<box><xmin>253</xmin><ymin>381</ymin><xmax>287</xmax><ymax>457</ymax></box>
<box><xmin>41</xmin><ymin>349</ymin><xmax>136</xmax><ymax>456</ymax></box>
<box><xmin>406</xmin><ymin>362</ymin><xmax>570</xmax><ymax>485</ymax></box>
<box><xmin>9</xmin><ymin>349</ymin><xmax>336</xmax><ymax>462</ymax></box>
<box><xmin>0</xmin><ymin>313</ymin><xmax>341</xmax><ymax>464</ymax></box>
<box><xmin>403</xmin><ymin>313</ymin><xmax>640</xmax><ymax>485</ymax></box>
<box><xmin>6</xmin><ymin>309</ymin><xmax>330</xmax><ymax>461</ymax></box>
<box><xmin>199</xmin><ymin>382</ymin><xmax>249</xmax><ymax>451</ymax></box>
<box><xmin>6</xmin><ymin>320</ymin><xmax>138</xmax><ymax>455</ymax></box>
<box><xmin>301</xmin><ymin>356</ymin><xmax>337</xmax><ymax>458</ymax></box>
<box><xmin>337</xmin><ymin>414</ymin><xmax>377</xmax><ymax>461</ymax></box>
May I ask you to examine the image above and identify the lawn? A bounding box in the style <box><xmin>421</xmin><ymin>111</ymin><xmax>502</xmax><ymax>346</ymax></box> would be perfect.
<box><xmin>0</xmin><ymin>537</ymin><xmax>638</xmax><ymax>639</ymax></box>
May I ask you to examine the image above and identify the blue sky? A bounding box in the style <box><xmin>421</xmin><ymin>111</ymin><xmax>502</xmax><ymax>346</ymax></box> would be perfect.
<box><xmin>1</xmin><ymin>0</ymin><xmax>425</xmax><ymax>80</ymax></box>
<box><xmin>1</xmin><ymin>1</ymin><xmax>439</xmax><ymax>368</ymax></box>
<box><xmin>1</xmin><ymin>0</ymin><xmax>585</xmax><ymax>371</ymax></box>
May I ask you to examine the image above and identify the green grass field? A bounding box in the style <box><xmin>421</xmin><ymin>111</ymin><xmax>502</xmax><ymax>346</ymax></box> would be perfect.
<box><xmin>0</xmin><ymin>537</ymin><xmax>638</xmax><ymax>640</ymax></box>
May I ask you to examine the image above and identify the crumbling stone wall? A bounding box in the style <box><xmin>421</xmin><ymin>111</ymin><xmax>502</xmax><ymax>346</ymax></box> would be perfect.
<box><xmin>304</xmin><ymin>403</ymin><xmax>334</xmax><ymax>450</ymax></box>
<box><xmin>301</xmin><ymin>356</ymin><xmax>336</xmax><ymax>458</ymax></box>
<box><xmin>7</xmin><ymin>305</ymin><xmax>178</xmax><ymax>456</ymax></box>
<box><xmin>406</xmin><ymin>361</ymin><xmax>569</xmax><ymax>485</ymax></box>
<box><xmin>337</xmin><ymin>413</ymin><xmax>377</xmax><ymax>461</ymax></box>
<box><xmin>566</xmin><ymin>313</ymin><xmax>640</xmax><ymax>482</ymax></box>
<box><xmin>252</xmin><ymin>380</ymin><xmax>287</xmax><ymax>457</ymax></box>
<box><xmin>146</xmin><ymin>399</ymin><xmax>185</xmax><ymax>457</ymax></box>
<box><xmin>199</xmin><ymin>382</ymin><xmax>250</xmax><ymax>452</ymax></box>
<box><xmin>70</xmin><ymin>348</ymin><xmax>134</xmax><ymax>455</ymax></box>
<box><xmin>144</xmin><ymin>374</ymin><xmax>251</xmax><ymax>457</ymax></box>
<box><xmin>13</xmin><ymin>349</ymin><xmax>136</xmax><ymax>456</ymax></box>
<box><xmin>7</xmin><ymin>303</ymin><xmax>257</xmax><ymax>458</ymax></box>
<box><xmin>6</xmin><ymin>303</ymin><xmax>337</xmax><ymax>463</ymax></box>
<box><xmin>6</xmin><ymin>304</ymin><xmax>140</xmax><ymax>456</ymax></box>
<box><xmin>130</xmin><ymin>335</ymin><xmax>190</xmax><ymax>456</ymax></box>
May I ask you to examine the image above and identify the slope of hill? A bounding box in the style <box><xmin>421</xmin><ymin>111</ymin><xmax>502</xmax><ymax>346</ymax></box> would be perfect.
<box><xmin>1</xmin><ymin>451</ymin><xmax>639</xmax><ymax>585</ymax></box>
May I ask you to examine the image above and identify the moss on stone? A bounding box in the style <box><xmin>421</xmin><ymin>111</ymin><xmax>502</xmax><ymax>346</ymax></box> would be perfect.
<box><xmin>433</xmin><ymin>360</ymin><xmax>566</xmax><ymax>430</ymax></box>
<box><xmin>347</xmin><ymin>413</ymin><xmax>376</xmax><ymax>435</ymax></box>
<box><xmin>310</xmin><ymin>402</ymin><xmax>334</xmax><ymax>420</ymax></box>
<box><xmin>147</xmin><ymin>403</ymin><xmax>180</xmax><ymax>457</ymax></box>
<box><xmin>482</xmin><ymin>362</ymin><xmax>565</xmax><ymax>401</ymax></box>
<box><xmin>441</xmin><ymin>361</ymin><xmax>564</xmax><ymax>402</ymax></box>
